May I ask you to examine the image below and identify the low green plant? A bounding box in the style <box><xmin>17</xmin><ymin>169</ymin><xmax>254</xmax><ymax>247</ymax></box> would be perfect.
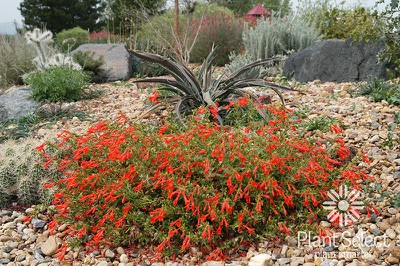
<box><xmin>0</xmin><ymin>34</ymin><xmax>36</xmax><ymax>89</ymax></box>
<box><xmin>24</xmin><ymin>28</ymin><xmax>89</xmax><ymax>104</ymax></box>
<box><xmin>302</xmin><ymin>116</ymin><xmax>338</xmax><ymax>132</ymax></box>
<box><xmin>55</xmin><ymin>27</ymin><xmax>89</xmax><ymax>52</ymax></box>
<box><xmin>41</xmin><ymin>100</ymin><xmax>371</xmax><ymax>259</ymax></box>
<box><xmin>25</xmin><ymin>66</ymin><xmax>90</xmax><ymax>103</ymax></box>
<box><xmin>0</xmin><ymin>138</ymin><xmax>60</xmax><ymax>207</ymax></box>
<box><xmin>131</xmin><ymin>48</ymin><xmax>295</xmax><ymax>125</ymax></box>
<box><xmin>0</xmin><ymin>109</ymin><xmax>91</xmax><ymax>143</ymax></box>
<box><xmin>359</xmin><ymin>76</ymin><xmax>400</xmax><ymax>106</ymax></box>
<box><xmin>73</xmin><ymin>51</ymin><xmax>105</xmax><ymax>82</ymax></box>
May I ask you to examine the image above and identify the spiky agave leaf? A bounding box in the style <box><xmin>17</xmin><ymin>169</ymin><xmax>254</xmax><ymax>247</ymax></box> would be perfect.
<box><xmin>131</xmin><ymin>49</ymin><xmax>298</xmax><ymax>125</ymax></box>
<box><xmin>131</xmin><ymin>50</ymin><xmax>202</xmax><ymax>100</ymax></box>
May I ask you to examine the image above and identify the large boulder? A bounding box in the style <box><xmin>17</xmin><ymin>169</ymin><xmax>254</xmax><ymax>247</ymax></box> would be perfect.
<box><xmin>283</xmin><ymin>39</ymin><xmax>389</xmax><ymax>83</ymax></box>
<box><xmin>71</xmin><ymin>44</ymin><xmax>132</xmax><ymax>82</ymax></box>
<box><xmin>0</xmin><ymin>88</ymin><xmax>40</xmax><ymax>122</ymax></box>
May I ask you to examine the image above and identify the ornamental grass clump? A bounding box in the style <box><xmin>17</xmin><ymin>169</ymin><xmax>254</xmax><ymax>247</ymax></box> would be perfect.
<box><xmin>40</xmin><ymin>100</ymin><xmax>372</xmax><ymax>260</ymax></box>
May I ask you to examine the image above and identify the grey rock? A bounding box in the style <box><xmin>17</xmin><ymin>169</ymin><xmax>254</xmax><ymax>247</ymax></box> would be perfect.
<box><xmin>34</xmin><ymin>250</ymin><xmax>45</xmax><ymax>263</ymax></box>
<box><xmin>71</xmin><ymin>44</ymin><xmax>132</xmax><ymax>82</ymax></box>
<box><xmin>370</xmin><ymin>135</ymin><xmax>380</xmax><ymax>143</ymax></box>
<box><xmin>277</xmin><ymin>257</ymin><xmax>291</xmax><ymax>265</ymax></box>
<box><xmin>2</xmin><ymin>246</ymin><xmax>13</xmax><ymax>253</ymax></box>
<box><xmin>283</xmin><ymin>39</ymin><xmax>390</xmax><ymax>83</ymax></box>
<box><xmin>31</xmin><ymin>218</ymin><xmax>46</xmax><ymax>229</ymax></box>
<box><xmin>104</xmin><ymin>249</ymin><xmax>115</xmax><ymax>259</ymax></box>
<box><xmin>0</xmin><ymin>258</ymin><xmax>10</xmax><ymax>264</ymax></box>
<box><xmin>0</xmin><ymin>87</ymin><xmax>40</xmax><ymax>122</ymax></box>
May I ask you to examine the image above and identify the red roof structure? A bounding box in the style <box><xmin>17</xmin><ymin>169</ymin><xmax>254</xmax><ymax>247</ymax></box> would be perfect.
<box><xmin>243</xmin><ymin>4</ymin><xmax>271</xmax><ymax>24</ymax></box>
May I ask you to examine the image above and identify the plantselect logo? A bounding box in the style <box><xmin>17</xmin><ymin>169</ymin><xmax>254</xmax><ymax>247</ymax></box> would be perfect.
<box><xmin>323</xmin><ymin>185</ymin><xmax>364</xmax><ymax>227</ymax></box>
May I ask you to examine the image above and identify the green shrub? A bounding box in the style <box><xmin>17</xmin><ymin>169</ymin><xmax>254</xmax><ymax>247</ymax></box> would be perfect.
<box><xmin>73</xmin><ymin>51</ymin><xmax>105</xmax><ymax>82</ymax></box>
<box><xmin>314</xmin><ymin>7</ymin><xmax>383</xmax><ymax>41</ymax></box>
<box><xmin>190</xmin><ymin>12</ymin><xmax>243</xmax><ymax>66</ymax></box>
<box><xmin>25</xmin><ymin>66</ymin><xmax>90</xmax><ymax>103</ymax></box>
<box><xmin>55</xmin><ymin>27</ymin><xmax>89</xmax><ymax>52</ymax></box>
<box><xmin>0</xmin><ymin>138</ymin><xmax>60</xmax><ymax>207</ymax></box>
<box><xmin>42</xmin><ymin>102</ymin><xmax>369</xmax><ymax>259</ymax></box>
<box><xmin>0</xmin><ymin>34</ymin><xmax>36</xmax><ymax>89</ymax></box>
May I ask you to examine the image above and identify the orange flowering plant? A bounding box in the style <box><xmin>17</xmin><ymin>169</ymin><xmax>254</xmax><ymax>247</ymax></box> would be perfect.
<box><xmin>40</xmin><ymin>100</ymin><xmax>370</xmax><ymax>260</ymax></box>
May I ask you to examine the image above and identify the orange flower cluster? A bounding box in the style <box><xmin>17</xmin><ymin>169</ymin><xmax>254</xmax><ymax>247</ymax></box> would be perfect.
<box><xmin>39</xmin><ymin>102</ymin><xmax>370</xmax><ymax>260</ymax></box>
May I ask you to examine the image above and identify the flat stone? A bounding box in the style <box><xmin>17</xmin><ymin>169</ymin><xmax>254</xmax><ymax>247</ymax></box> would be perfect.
<box><xmin>120</xmin><ymin>254</ymin><xmax>129</xmax><ymax>263</ymax></box>
<box><xmin>386</xmin><ymin>254</ymin><xmax>400</xmax><ymax>264</ymax></box>
<box><xmin>116</xmin><ymin>247</ymin><xmax>125</xmax><ymax>255</ymax></box>
<box><xmin>249</xmin><ymin>253</ymin><xmax>272</xmax><ymax>266</ymax></box>
<box><xmin>290</xmin><ymin>257</ymin><xmax>305</xmax><ymax>266</ymax></box>
<box><xmin>41</xmin><ymin>236</ymin><xmax>58</xmax><ymax>256</ymax></box>
<box><xmin>277</xmin><ymin>257</ymin><xmax>291</xmax><ymax>265</ymax></box>
<box><xmin>104</xmin><ymin>249</ymin><xmax>115</xmax><ymax>259</ymax></box>
<box><xmin>386</xmin><ymin>228</ymin><xmax>397</xmax><ymax>239</ymax></box>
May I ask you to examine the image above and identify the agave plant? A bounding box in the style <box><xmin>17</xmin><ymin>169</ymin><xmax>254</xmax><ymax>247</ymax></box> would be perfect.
<box><xmin>131</xmin><ymin>48</ymin><xmax>296</xmax><ymax>124</ymax></box>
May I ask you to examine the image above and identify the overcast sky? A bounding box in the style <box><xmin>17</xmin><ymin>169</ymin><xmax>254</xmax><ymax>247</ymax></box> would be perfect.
<box><xmin>0</xmin><ymin>0</ymin><xmax>389</xmax><ymax>23</ymax></box>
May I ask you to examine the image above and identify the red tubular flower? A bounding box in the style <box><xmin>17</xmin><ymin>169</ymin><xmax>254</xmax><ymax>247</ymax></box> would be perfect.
<box><xmin>148</xmin><ymin>90</ymin><xmax>160</xmax><ymax>103</ymax></box>
<box><xmin>237</xmin><ymin>96</ymin><xmax>248</xmax><ymax>107</ymax></box>
<box><xmin>150</xmin><ymin>208</ymin><xmax>167</xmax><ymax>224</ymax></box>
<box><xmin>221</xmin><ymin>200</ymin><xmax>233</xmax><ymax>214</ymax></box>
<box><xmin>181</xmin><ymin>235</ymin><xmax>191</xmax><ymax>250</ymax></box>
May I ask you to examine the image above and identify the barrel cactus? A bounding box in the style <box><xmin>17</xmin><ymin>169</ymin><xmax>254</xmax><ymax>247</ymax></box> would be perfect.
<box><xmin>0</xmin><ymin>138</ymin><xmax>60</xmax><ymax>207</ymax></box>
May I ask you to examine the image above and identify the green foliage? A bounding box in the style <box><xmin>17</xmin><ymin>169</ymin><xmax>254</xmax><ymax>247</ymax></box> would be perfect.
<box><xmin>190</xmin><ymin>12</ymin><xmax>244</xmax><ymax>66</ymax></box>
<box><xmin>131</xmin><ymin>48</ymin><xmax>295</xmax><ymax>125</ymax></box>
<box><xmin>302</xmin><ymin>116</ymin><xmax>338</xmax><ymax>132</ymax></box>
<box><xmin>43</xmin><ymin>102</ymin><xmax>367</xmax><ymax>258</ymax></box>
<box><xmin>72</xmin><ymin>51</ymin><xmax>105</xmax><ymax>82</ymax></box>
<box><xmin>359</xmin><ymin>76</ymin><xmax>400</xmax><ymax>106</ymax></box>
<box><xmin>25</xmin><ymin>66</ymin><xmax>90</xmax><ymax>103</ymax></box>
<box><xmin>374</xmin><ymin>0</ymin><xmax>400</xmax><ymax>75</ymax></box>
<box><xmin>19</xmin><ymin>0</ymin><xmax>106</xmax><ymax>33</ymax></box>
<box><xmin>310</xmin><ymin>7</ymin><xmax>383</xmax><ymax>41</ymax></box>
<box><xmin>55</xmin><ymin>27</ymin><xmax>89</xmax><ymax>52</ymax></box>
<box><xmin>0</xmin><ymin>138</ymin><xmax>60</xmax><ymax>207</ymax></box>
<box><xmin>0</xmin><ymin>34</ymin><xmax>36</xmax><ymax>89</ymax></box>
<box><xmin>0</xmin><ymin>112</ymin><xmax>41</xmax><ymax>142</ymax></box>
<box><xmin>135</xmin><ymin>10</ymin><xmax>175</xmax><ymax>56</ymax></box>
<box><xmin>0</xmin><ymin>110</ymin><xmax>91</xmax><ymax>143</ymax></box>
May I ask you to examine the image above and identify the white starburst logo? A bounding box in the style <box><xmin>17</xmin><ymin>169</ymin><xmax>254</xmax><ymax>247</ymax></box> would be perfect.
<box><xmin>323</xmin><ymin>185</ymin><xmax>364</xmax><ymax>227</ymax></box>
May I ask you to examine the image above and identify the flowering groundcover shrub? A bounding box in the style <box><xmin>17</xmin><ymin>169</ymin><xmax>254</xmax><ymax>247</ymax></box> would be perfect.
<box><xmin>40</xmin><ymin>101</ymin><xmax>371</xmax><ymax>260</ymax></box>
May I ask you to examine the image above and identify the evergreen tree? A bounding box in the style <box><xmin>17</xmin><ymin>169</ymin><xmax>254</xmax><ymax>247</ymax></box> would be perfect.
<box><xmin>106</xmin><ymin>0</ymin><xmax>166</xmax><ymax>34</ymax></box>
<box><xmin>19</xmin><ymin>0</ymin><xmax>106</xmax><ymax>33</ymax></box>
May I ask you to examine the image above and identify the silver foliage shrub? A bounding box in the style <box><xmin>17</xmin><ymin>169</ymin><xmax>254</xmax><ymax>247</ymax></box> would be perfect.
<box><xmin>226</xmin><ymin>13</ymin><xmax>322</xmax><ymax>77</ymax></box>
